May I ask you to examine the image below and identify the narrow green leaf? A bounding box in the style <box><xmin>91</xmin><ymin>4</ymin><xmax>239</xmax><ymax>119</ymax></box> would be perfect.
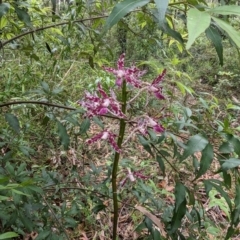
<box><xmin>212</xmin><ymin>16</ymin><xmax>240</xmax><ymax>48</ymax></box>
<box><xmin>226</xmin><ymin>134</ymin><xmax>240</xmax><ymax>156</ymax></box>
<box><xmin>205</xmin><ymin>25</ymin><xmax>223</xmax><ymax>65</ymax></box>
<box><xmin>5</xmin><ymin>113</ymin><xmax>20</xmax><ymax>133</ymax></box>
<box><xmin>57</xmin><ymin>121</ymin><xmax>70</xmax><ymax>150</ymax></box>
<box><xmin>174</xmin><ymin>182</ymin><xmax>186</xmax><ymax>211</ymax></box>
<box><xmin>14</xmin><ymin>6</ymin><xmax>32</xmax><ymax>27</ymax></box>
<box><xmin>92</xmin><ymin>116</ymin><xmax>104</xmax><ymax>129</ymax></box>
<box><xmin>207</xmin><ymin>5</ymin><xmax>240</xmax><ymax>16</ymax></box>
<box><xmin>181</xmin><ymin>134</ymin><xmax>208</xmax><ymax>161</ymax></box>
<box><xmin>159</xmin><ymin>19</ymin><xmax>183</xmax><ymax>44</ymax></box>
<box><xmin>0</xmin><ymin>232</ymin><xmax>19</xmax><ymax>239</ymax></box>
<box><xmin>170</xmin><ymin>200</ymin><xmax>187</xmax><ymax>233</ymax></box>
<box><xmin>186</xmin><ymin>8</ymin><xmax>211</xmax><ymax>49</ymax></box>
<box><xmin>0</xmin><ymin>3</ymin><xmax>10</xmax><ymax>18</ymax></box>
<box><xmin>35</xmin><ymin>230</ymin><xmax>51</xmax><ymax>240</ymax></box>
<box><xmin>156</xmin><ymin>155</ymin><xmax>165</xmax><ymax>176</ymax></box>
<box><xmin>138</xmin><ymin>135</ymin><xmax>154</xmax><ymax>157</ymax></box>
<box><xmin>154</xmin><ymin>0</ymin><xmax>168</xmax><ymax>23</ymax></box>
<box><xmin>80</xmin><ymin>118</ymin><xmax>90</xmax><ymax>134</ymax></box>
<box><xmin>225</xmin><ymin>226</ymin><xmax>235</xmax><ymax>240</ymax></box>
<box><xmin>103</xmin><ymin>0</ymin><xmax>149</xmax><ymax>32</ymax></box>
<box><xmin>196</xmin><ymin>143</ymin><xmax>214</xmax><ymax>179</ymax></box>
<box><xmin>41</xmin><ymin>81</ymin><xmax>50</xmax><ymax>94</ymax></box>
<box><xmin>221</xmin><ymin>158</ymin><xmax>240</xmax><ymax>170</ymax></box>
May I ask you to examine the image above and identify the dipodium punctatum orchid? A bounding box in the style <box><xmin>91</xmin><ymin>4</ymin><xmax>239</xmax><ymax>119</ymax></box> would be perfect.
<box><xmin>103</xmin><ymin>53</ymin><xmax>147</xmax><ymax>88</ymax></box>
<box><xmin>79</xmin><ymin>83</ymin><xmax>126</xmax><ymax>119</ymax></box>
<box><xmin>86</xmin><ymin>130</ymin><xmax>121</xmax><ymax>153</ymax></box>
<box><xmin>137</xmin><ymin>116</ymin><xmax>165</xmax><ymax>135</ymax></box>
<box><xmin>148</xmin><ymin>69</ymin><xmax>166</xmax><ymax>100</ymax></box>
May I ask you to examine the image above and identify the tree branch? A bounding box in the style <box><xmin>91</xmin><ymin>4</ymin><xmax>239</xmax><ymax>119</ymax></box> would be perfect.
<box><xmin>0</xmin><ymin>101</ymin><xmax>76</xmax><ymax>110</ymax></box>
<box><xmin>0</xmin><ymin>15</ymin><xmax>108</xmax><ymax>49</ymax></box>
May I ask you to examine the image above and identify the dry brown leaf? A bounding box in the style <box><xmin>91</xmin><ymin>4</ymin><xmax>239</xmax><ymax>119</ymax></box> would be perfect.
<box><xmin>135</xmin><ymin>205</ymin><xmax>167</xmax><ymax>237</ymax></box>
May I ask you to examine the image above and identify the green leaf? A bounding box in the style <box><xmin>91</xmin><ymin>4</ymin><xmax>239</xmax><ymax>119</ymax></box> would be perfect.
<box><xmin>57</xmin><ymin>121</ymin><xmax>70</xmax><ymax>150</ymax></box>
<box><xmin>204</xmin><ymin>180</ymin><xmax>232</xmax><ymax>212</ymax></box>
<box><xmin>80</xmin><ymin>118</ymin><xmax>90</xmax><ymax>134</ymax></box>
<box><xmin>138</xmin><ymin>135</ymin><xmax>154</xmax><ymax>157</ymax></box>
<box><xmin>170</xmin><ymin>199</ymin><xmax>187</xmax><ymax>233</ymax></box>
<box><xmin>196</xmin><ymin>143</ymin><xmax>214</xmax><ymax>179</ymax></box>
<box><xmin>5</xmin><ymin>113</ymin><xmax>20</xmax><ymax>133</ymax></box>
<box><xmin>205</xmin><ymin>25</ymin><xmax>223</xmax><ymax>65</ymax></box>
<box><xmin>174</xmin><ymin>182</ymin><xmax>186</xmax><ymax>211</ymax></box>
<box><xmin>159</xmin><ymin>19</ymin><xmax>184</xmax><ymax>44</ymax></box>
<box><xmin>207</xmin><ymin>5</ymin><xmax>240</xmax><ymax>16</ymax></box>
<box><xmin>219</xmin><ymin>141</ymin><xmax>233</xmax><ymax>153</ymax></box>
<box><xmin>35</xmin><ymin>230</ymin><xmax>51</xmax><ymax>240</ymax></box>
<box><xmin>181</xmin><ymin>134</ymin><xmax>208</xmax><ymax>161</ymax></box>
<box><xmin>103</xmin><ymin>0</ymin><xmax>149</xmax><ymax>33</ymax></box>
<box><xmin>0</xmin><ymin>232</ymin><xmax>19</xmax><ymax>239</ymax></box>
<box><xmin>154</xmin><ymin>0</ymin><xmax>168</xmax><ymax>23</ymax></box>
<box><xmin>212</xmin><ymin>16</ymin><xmax>240</xmax><ymax>48</ymax></box>
<box><xmin>41</xmin><ymin>81</ymin><xmax>50</xmax><ymax>94</ymax></box>
<box><xmin>226</xmin><ymin>134</ymin><xmax>240</xmax><ymax>156</ymax></box>
<box><xmin>221</xmin><ymin>158</ymin><xmax>240</xmax><ymax>170</ymax></box>
<box><xmin>186</xmin><ymin>8</ymin><xmax>211</xmax><ymax>49</ymax></box>
<box><xmin>0</xmin><ymin>3</ymin><xmax>10</xmax><ymax>18</ymax></box>
<box><xmin>14</xmin><ymin>6</ymin><xmax>32</xmax><ymax>27</ymax></box>
<box><xmin>156</xmin><ymin>155</ymin><xmax>165</xmax><ymax>176</ymax></box>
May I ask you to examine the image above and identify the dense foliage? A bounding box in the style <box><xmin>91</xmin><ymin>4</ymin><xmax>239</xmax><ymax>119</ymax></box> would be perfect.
<box><xmin>1</xmin><ymin>0</ymin><xmax>240</xmax><ymax>239</ymax></box>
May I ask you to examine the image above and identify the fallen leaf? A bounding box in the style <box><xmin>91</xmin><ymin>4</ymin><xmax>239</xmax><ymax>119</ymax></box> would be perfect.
<box><xmin>135</xmin><ymin>205</ymin><xmax>167</xmax><ymax>237</ymax></box>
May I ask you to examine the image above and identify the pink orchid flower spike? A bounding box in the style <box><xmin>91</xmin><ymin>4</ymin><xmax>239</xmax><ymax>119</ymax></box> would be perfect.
<box><xmin>86</xmin><ymin>130</ymin><xmax>121</xmax><ymax>153</ymax></box>
<box><xmin>103</xmin><ymin>53</ymin><xmax>147</xmax><ymax>88</ymax></box>
<box><xmin>148</xmin><ymin>69</ymin><xmax>166</xmax><ymax>100</ymax></box>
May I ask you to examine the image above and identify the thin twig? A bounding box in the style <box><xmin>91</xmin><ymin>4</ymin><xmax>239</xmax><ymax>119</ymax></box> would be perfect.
<box><xmin>40</xmin><ymin>193</ymin><xmax>70</xmax><ymax>240</ymax></box>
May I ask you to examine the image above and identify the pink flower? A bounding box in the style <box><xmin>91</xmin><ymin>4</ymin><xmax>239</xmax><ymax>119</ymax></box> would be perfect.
<box><xmin>136</xmin><ymin>116</ymin><xmax>164</xmax><ymax>135</ymax></box>
<box><xmin>79</xmin><ymin>83</ymin><xmax>126</xmax><ymax>119</ymax></box>
<box><xmin>103</xmin><ymin>53</ymin><xmax>146</xmax><ymax>88</ymax></box>
<box><xmin>120</xmin><ymin>168</ymin><xmax>149</xmax><ymax>187</ymax></box>
<box><xmin>86</xmin><ymin>130</ymin><xmax>121</xmax><ymax>153</ymax></box>
<box><xmin>148</xmin><ymin>69</ymin><xmax>166</xmax><ymax>100</ymax></box>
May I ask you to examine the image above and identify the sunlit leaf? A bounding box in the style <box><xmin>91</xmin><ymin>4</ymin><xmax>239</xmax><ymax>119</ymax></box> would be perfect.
<box><xmin>154</xmin><ymin>0</ymin><xmax>168</xmax><ymax>23</ymax></box>
<box><xmin>207</xmin><ymin>5</ymin><xmax>240</xmax><ymax>16</ymax></box>
<box><xmin>103</xmin><ymin>0</ymin><xmax>149</xmax><ymax>33</ymax></box>
<box><xmin>186</xmin><ymin>8</ymin><xmax>211</xmax><ymax>49</ymax></box>
<box><xmin>212</xmin><ymin>16</ymin><xmax>240</xmax><ymax>48</ymax></box>
<box><xmin>0</xmin><ymin>232</ymin><xmax>19</xmax><ymax>239</ymax></box>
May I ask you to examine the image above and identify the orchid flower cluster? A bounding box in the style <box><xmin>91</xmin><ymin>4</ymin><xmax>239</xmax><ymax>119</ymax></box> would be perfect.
<box><xmin>78</xmin><ymin>53</ymin><xmax>166</xmax><ymax>153</ymax></box>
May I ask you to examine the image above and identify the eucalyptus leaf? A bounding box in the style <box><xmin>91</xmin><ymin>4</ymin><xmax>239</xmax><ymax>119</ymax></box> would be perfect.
<box><xmin>186</xmin><ymin>8</ymin><xmax>211</xmax><ymax>49</ymax></box>
<box><xmin>212</xmin><ymin>16</ymin><xmax>240</xmax><ymax>48</ymax></box>
<box><xmin>196</xmin><ymin>143</ymin><xmax>214</xmax><ymax>179</ymax></box>
<box><xmin>205</xmin><ymin>25</ymin><xmax>223</xmax><ymax>65</ymax></box>
<box><xmin>207</xmin><ymin>5</ymin><xmax>240</xmax><ymax>16</ymax></box>
<box><xmin>154</xmin><ymin>0</ymin><xmax>168</xmax><ymax>23</ymax></box>
<box><xmin>103</xmin><ymin>0</ymin><xmax>149</xmax><ymax>33</ymax></box>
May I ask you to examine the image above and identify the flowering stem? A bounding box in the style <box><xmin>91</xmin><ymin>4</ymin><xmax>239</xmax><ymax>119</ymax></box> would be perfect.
<box><xmin>112</xmin><ymin>81</ymin><xmax>127</xmax><ymax>240</ymax></box>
